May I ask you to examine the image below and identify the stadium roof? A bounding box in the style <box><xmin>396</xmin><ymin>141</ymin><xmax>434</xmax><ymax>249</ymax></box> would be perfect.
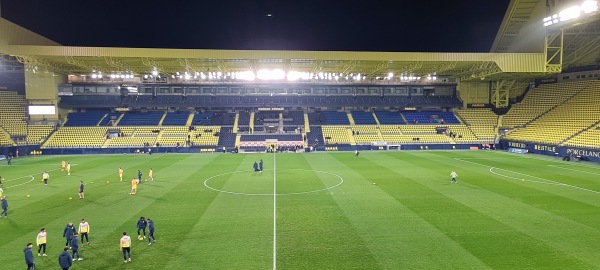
<box><xmin>1</xmin><ymin>0</ymin><xmax>600</xmax><ymax>83</ymax></box>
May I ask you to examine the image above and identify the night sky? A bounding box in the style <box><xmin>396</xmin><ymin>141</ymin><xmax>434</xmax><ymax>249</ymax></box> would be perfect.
<box><xmin>1</xmin><ymin>0</ymin><xmax>511</xmax><ymax>52</ymax></box>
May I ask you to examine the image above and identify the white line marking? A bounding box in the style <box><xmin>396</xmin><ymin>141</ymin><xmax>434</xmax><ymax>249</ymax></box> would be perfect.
<box><xmin>3</xmin><ymin>176</ymin><xmax>35</xmax><ymax>189</ymax></box>
<box><xmin>455</xmin><ymin>158</ymin><xmax>600</xmax><ymax>194</ymax></box>
<box><xmin>548</xmin><ymin>165</ymin><xmax>600</xmax><ymax>176</ymax></box>
<box><xmin>2</xmin><ymin>165</ymin><xmax>79</xmax><ymax>190</ymax></box>
<box><xmin>203</xmin><ymin>169</ymin><xmax>344</xmax><ymax>196</ymax></box>
<box><xmin>273</xmin><ymin>153</ymin><xmax>277</xmax><ymax>270</ymax></box>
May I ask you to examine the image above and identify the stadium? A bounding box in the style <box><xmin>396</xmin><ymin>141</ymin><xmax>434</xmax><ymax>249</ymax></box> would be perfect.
<box><xmin>1</xmin><ymin>0</ymin><xmax>600</xmax><ymax>269</ymax></box>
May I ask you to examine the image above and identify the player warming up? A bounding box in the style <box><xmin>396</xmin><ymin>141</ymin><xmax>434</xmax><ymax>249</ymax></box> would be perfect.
<box><xmin>120</xmin><ymin>232</ymin><xmax>132</xmax><ymax>263</ymax></box>
<box><xmin>136</xmin><ymin>216</ymin><xmax>147</xmax><ymax>240</ymax></box>
<box><xmin>79</xmin><ymin>219</ymin><xmax>90</xmax><ymax>245</ymax></box>
<box><xmin>42</xmin><ymin>171</ymin><xmax>49</xmax><ymax>186</ymax></box>
<box><xmin>130</xmin><ymin>178</ymin><xmax>138</xmax><ymax>195</ymax></box>
<box><xmin>118</xmin><ymin>167</ymin><xmax>124</xmax><ymax>182</ymax></box>
<box><xmin>355</xmin><ymin>150</ymin><xmax>360</xmax><ymax>157</ymax></box>
<box><xmin>66</xmin><ymin>163</ymin><xmax>71</xmax><ymax>176</ymax></box>
<box><xmin>61</xmin><ymin>160</ymin><xmax>66</xmax><ymax>171</ymax></box>
<box><xmin>78</xmin><ymin>181</ymin><xmax>85</xmax><ymax>199</ymax></box>
<box><xmin>147</xmin><ymin>168</ymin><xmax>153</xmax><ymax>181</ymax></box>
<box><xmin>450</xmin><ymin>170</ymin><xmax>458</xmax><ymax>184</ymax></box>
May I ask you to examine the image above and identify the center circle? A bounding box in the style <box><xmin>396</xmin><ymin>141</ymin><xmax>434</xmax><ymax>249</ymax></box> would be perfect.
<box><xmin>203</xmin><ymin>169</ymin><xmax>344</xmax><ymax>196</ymax></box>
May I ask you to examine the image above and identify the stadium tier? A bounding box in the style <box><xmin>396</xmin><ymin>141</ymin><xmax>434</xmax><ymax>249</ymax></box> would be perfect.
<box><xmin>402</xmin><ymin>111</ymin><xmax>460</xmax><ymax>125</ymax></box>
<box><xmin>351</xmin><ymin>111</ymin><xmax>377</xmax><ymax>125</ymax></box>
<box><xmin>162</xmin><ymin>112</ymin><xmax>191</xmax><ymax>126</ymax></box>
<box><xmin>43</xmin><ymin>127</ymin><xmax>109</xmax><ymax>148</ymax></box>
<box><xmin>563</xmin><ymin>124</ymin><xmax>600</xmax><ymax>148</ymax></box>
<box><xmin>0</xmin><ymin>126</ymin><xmax>16</xmax><ymax>147</ymax></box>
<box><xmin>322</xmin><ymin>111</ymin><xmax>350</xmax><ymax>125</ymax></box>
<box><xmin>504</xmin><ymin>81</ymin><xmax>600</xmax><ymax>145</ymax></box>
<box><xmin>501</xmin><ymin>81</ymin><xmax>587</xmax><ymax>129</ymax></box>
<box><xmin>61</xmin><ymin>95</ymin><xmax>455</xmax><ymax>108</ymax></box>
<box><xmin>25</xmin><ymin>125</ymin><xmax>54</xmax><ymax>145</ymax></box>
<box><xmin>64</xmin><ymin>111</ymin><xmax>109</xmax><ymax>126</ymax></box>
<box><xmin>374</xmin><ymin>111</ymin><xmax>406</xmax><ymax>124</ymax></box>
<box><xmin>118</xmin><ymin>112</ymin><xmax>164</xmax><ymax>126</ymax></box>
<box><xmin>0</xmin><ymin>91</ymin><xmax>27</xmax><ymax>136</ymax></box>
<box><xmin>454</xmin><ymin>108</ymin><xmax>499</xmax><ymax>142</ymax></box>
<box><xmin>188</xmin><ymin>126</ymin><xmax>220</xmax><ymax>146</ymax></box>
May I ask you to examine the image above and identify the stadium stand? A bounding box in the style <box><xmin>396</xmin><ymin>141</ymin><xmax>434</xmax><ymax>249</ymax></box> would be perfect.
<box><xmin>374</xmin><ymin>111</ymin><xmax>406</xmax><ymax>124</ymax></box>
<box><xmin>43</xmin><ymin>127</ymin><xmax>109</xmax><ymax>148</ymax></box>
<box><xmin>402</xmin><ymin>111</ymin><xmax>460</xmax><ymax>125</ymax></box>
<box><xmin>0</xmin><ymin>91</ymin><xmax>27</xmax><ymax>136</ymax></box>
<box><xmin>321</xmin><ymin>126</ymin><xmax>353</xmax><ymax>145</ymax></box>
<box><xmin>351</xmin><ymin>111</ymin><xmax>377</xmax><ymax>125</ymax></box>
<box><xmin>189</xmin><ymin>126</ymin><xmax>220</xmax><ymax>146</ymax></box>
<box><xmin>237</xmin><ymin>111</ymin><xmax>250</xmax><ymax>126</ymax></box>
<box><xmin>214</xmin><ymin>112</ymin><xmax>236</xmax><ymax>126</ymax></box>
<box><xmin>306</xmin><ymin>126</ymin><xmax>322</xmax><ymax>146</ymax></box>
<box><xmin>322</xmin><ymin>111</ymin><xmax>350</xmax><ymax>125</ymax></box>
<box><xmin>64</xmin><ymin>111</ymin><xmax>108</xmax><ymax>126</ymax></box>
<box><xmin>504</xmin><ymin>81</ymin><xmax>600</xmax><ymax>145</ymax></box>
<box><xmin>0</xmin><ymin>126</ymin><xmax>16</xmax><ymax>147</ymax></box>
<box><xmin>501</xmin><ymin>81</ymin><xmax>586</xmax><ymax>129</ymax></box>
<box><xmin>162</xmin><ymin>112</ymin><xmax>190</xmax><ymax>126</ymax></box>
<box><xmin>118</xmin><ymin>112</ymin><xmax>164</xmax><ymax>126</ymax></box>
<box><xmin>191</xmin><ymin>112</ymin><xmax>216</xmax><ymax>125</ymax></box>
<box><xmin>217</xmin><ymin>127</ymin><xmax>236</xmax><ymax>148</ymax></box>
<box><xmin>26</xmin><ymin>125</ymin><xmax>55</xmax><ymax>145</ymax></box>
<box><xmin>563</xmin><ymin>124</ymin><xmax>600</xmax><ymax>148</ymax></box>
<box><xmin>352</xmin><ymin>125</ymin><xmax>383</xmax><ymax>144</ymax></box>
<box><xmin>454</xmin><ymin>108</ymin><xmax>499</xmax><ymax>142</ymax></box>
<box><xmin>282</xmin><ymin>111</ymin><xmax>305</xmax><ymax>126</ymax></box>
<box><xmin>99</xmin><ymin>112</ymin><xmax>121</xmax><ymax>126</ymax></box>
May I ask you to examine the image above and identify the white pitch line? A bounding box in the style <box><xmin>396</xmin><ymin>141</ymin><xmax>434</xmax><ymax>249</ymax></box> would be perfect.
<box><xmin>548</xmin><ymin>165</ymin><xmax>600</xmax><ymax>176</ymax></box>
<box><xmin>272</xmin><ymin>153</ymin><xmax>277</xmax><ymax>270</ymax></box>
<box><xmin>455</xmin><ymin>158</ymin><xmax>600</xmax><ymax>194</ymax></box>
<box><xmin>2</xmin><ymin>165</ymin><xmax>78</xmax><ymax>188</ymax></box>
<box><xmin>3</xmin><ymin>176</ymin><xmax>35</xmax><ymax>189</ymax></box>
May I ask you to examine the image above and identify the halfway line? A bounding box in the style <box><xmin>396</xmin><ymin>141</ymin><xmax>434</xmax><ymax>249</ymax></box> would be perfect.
<box><xmin>272</xmin><ymin>152</ymin><xmax>277</xmax><ymax>270</ymax></box>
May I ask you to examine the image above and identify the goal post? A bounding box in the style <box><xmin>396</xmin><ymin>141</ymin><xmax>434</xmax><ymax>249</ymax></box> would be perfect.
<box><xmin>386</xmin><ymin>144</ymin><xmax>401</xmax><ymax>150</ymax></box>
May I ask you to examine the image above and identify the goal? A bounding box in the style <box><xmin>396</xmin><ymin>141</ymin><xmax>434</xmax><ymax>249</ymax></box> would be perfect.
<box><xmin>386</xmin><ymin>145</ymin><xmax>401</xmax><ymax>150</ymax></box>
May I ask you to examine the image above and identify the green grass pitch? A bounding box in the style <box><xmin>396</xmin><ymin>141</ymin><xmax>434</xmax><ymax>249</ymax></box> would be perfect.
<box><xmin>1</xmin><ymin>150</ymin><xmax>600</xmax><ymax>269</ymax></box>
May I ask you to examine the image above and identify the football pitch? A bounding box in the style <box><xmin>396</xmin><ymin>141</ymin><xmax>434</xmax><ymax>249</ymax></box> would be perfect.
<box><xmin>1</xmin><ymin>150</ymin><xmax>600</xmax><ymax>269</ymax></box>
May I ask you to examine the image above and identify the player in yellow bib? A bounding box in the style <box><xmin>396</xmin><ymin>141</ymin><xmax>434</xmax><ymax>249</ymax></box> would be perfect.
<box><xmin>130</xmin><ymin>178</ymin><xmax>138</xmax><ymax>195</ymax></box>
<box><xmin>61</xmin><ymin>160</ymin><xmax>66</xmax><ymax>171</ymax></box>
<box><xmin>66</xmin><ymin>163</ymin><xmax>71</xmax><ymax>176</ymax></box>
<box><xmin>146</xmin><ymin>168</ymin><xmax>153</xmax><ymax>181</ymax></box>
<box><xmin>118</xmin><ymin>168</ymin><xmax>124</xmax><ymax>182</ymax></box>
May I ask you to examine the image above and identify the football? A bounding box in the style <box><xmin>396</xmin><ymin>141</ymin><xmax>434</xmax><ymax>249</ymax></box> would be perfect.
<box><xmin>139</xmin><ymin>236</ymin><xmax>144</xmax><ymax>241</ymax></box>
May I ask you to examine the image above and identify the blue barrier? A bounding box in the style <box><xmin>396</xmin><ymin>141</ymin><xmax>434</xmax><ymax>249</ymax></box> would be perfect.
<box><xmin>499</xmin><ymin>140</ymin><xmax>600</xmax><ymax>163</ymax></box>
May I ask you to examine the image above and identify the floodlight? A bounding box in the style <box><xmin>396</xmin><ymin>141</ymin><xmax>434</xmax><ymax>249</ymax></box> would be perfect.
<box><xmin>152</xmin><ymin>70</ymin><xmax>158</xmax><ymax>76</ymax></box>
<box><xmin>582</xmin><ymin>0</ymin><xmax>598</xmax><ymax>13</ymax></box>
<box><xmin>560</xmin><ymin>6</ymin><xmax>581</xmax><ymax>21</ymax></box>
<box><xmin>91</xmin><ymin>74</ymin><xmax>97</xmax><ymax>79</ymax></box>
<box><xmin>98</xmin><ymin>74</ymin><xmax>103</xmax><ymax>79</ymax></box>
